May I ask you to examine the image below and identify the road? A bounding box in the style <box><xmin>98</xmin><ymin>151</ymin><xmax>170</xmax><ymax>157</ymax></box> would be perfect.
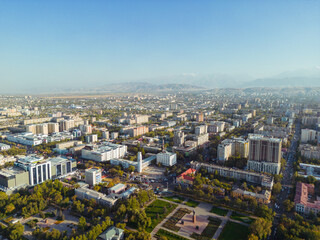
<box><xmin>270</xmin><ymin>122</ymin><xmax>300</xmax><ymax>239</ymax></box>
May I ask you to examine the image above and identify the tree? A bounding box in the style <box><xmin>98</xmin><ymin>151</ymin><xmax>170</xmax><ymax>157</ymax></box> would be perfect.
<box><xmin>8</xmin><ymin>223</ymin><xmax>24</xmax><ymax>240</ymax></box>
<box><xmin>250</xmin><ymin>218</ymin><xmax>272</xmax><ymax>239</ymax></box>
<box><xmin>5</xmin><ymin>203</ymin><xmax>15</xmax><ymax>214</ymax></box>
<box><xmin>128</xmin><ymin>165</ymin><xmax>135</xmax><ymax>173</ymax></box>
<box><xmin>255</xmin><ymin>205</ymin><xmax>274</xmax><ymax>221</ymax></box>
<box><xmin>248</xmin><ymin>234</ymin><xmax>259</xmax><ymax>240</ymax></box>
<box><xmin>116</xmin><ymin>204</ymin><xmax>127</xmax><ymax>221</ymax></box>
<box><xmin>272</xmin><ymin>182</ymin><xmax>282</xmax><ymax>195</ymax></box>
<box><xmin>159</xmin><ymin>236</ymin><xmax>168</xmax><ymax>240</ymax></box>
<box><xmin>78</xmin><ymin>216</ymin><xmax>87</xmax><ymax>233</ymax></box>
<box><xmin>283</xmin><ymin>199</ymin><xmax>294</xmax><ymax>212</ymax></box>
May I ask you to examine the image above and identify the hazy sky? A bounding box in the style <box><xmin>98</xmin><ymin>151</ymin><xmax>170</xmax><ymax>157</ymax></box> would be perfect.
<box><xmin>0</xmin><ymin>0</ymin><xmax>319</xmax><ymax>92</ymax></box>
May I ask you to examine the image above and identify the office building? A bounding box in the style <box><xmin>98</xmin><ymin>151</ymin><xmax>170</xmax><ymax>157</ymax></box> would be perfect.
<box><xmin>0</xmin><ymin>166</ymin><xmax>29</xmax><ymax>193</ymax></box>
<box><xmin>49</xmin><ymin>156</ymin><xmax>77</xmax><ymax>179</ymax></box>
<box><xmin>15</xmin><ymin>155</ymin><xmax>51</xmax><ymax>186</ymax></box>
<box><xmin>156</xmin><ymin>151</ymin><xmax>177</xmax><ymax>166</ymax></box>
<box><xmin>85</xmin><ymin>168</ymin><xmax>102</xmax><ymax>185</ymax></box>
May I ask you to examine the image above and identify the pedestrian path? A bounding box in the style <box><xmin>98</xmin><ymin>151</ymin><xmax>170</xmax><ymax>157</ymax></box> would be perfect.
<box><xmin>151</xmin><ymin>198</ymin><xmax>250</xmax><ymax>239</ymax></box>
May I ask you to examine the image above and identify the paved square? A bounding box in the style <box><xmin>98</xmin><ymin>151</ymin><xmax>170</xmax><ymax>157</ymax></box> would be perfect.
<box><xmin>176</xmin><ymin>213</ymin><xmax>209</xmax><ymax>236</ymax></box>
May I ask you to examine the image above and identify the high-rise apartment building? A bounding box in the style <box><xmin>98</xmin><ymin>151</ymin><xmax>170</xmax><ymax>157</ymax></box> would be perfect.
<box><xmin>48</xmin><ymin>122</ymin><xmax>59</xmax><ymax>134</ymax></box>
<box><xmin>218</xmin><ymin>138</ymin><xmax>249</xmax><ymax>161</ymax></box>
<box><xmin>174</xmin><ymin>130</ymin><xmax>185</xmax><ymax>147</ymax></box>
<box><xmin>247</xmin><ymin>134</ymin><xmax>282</xmax><ymax>174</ymax></box>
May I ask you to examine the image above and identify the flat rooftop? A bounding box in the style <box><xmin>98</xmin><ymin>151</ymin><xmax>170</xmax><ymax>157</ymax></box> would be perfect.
<box><xmin>17</xmin><ymin>155</ymin><xmax>44</xmax><ymax>164</ymax></box>
<box><xmin>0</xmin><ymin>166</ymin><xmax>26</xmax><ymax>178</ymax></box>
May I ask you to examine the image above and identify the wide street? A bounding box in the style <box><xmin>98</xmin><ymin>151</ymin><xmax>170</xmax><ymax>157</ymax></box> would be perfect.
<box><xmin>270</xmin><ymin>122</ymin><xmax>300</xmax><ymax>239</ymax></box>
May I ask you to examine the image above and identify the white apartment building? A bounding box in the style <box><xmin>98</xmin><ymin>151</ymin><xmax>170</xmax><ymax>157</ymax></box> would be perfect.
<box><xmin>82</xmin><ymin>142</ymin><xmax>127</xmax><ymax>162</ymax></box>
<box><xmin>208</xmin><ymin>121</ymin><xmax>225</xmax><ymax>133</ymax></box>
<box><xmin>195</xmin><ymin>125</ymin><xmax>207</xmax><ymax>136</ymax></box>
<box><xmin>217</xmin><ymin>138</ymin><xmax>249</xmax><ymax>161</ymax></box>
<box><xmin>86</xmin><ymin>134</ymin><xmax>98</xmax><ymax>143</ymax></box>
<box><xmin>301</xmin><ymin>129</ymin><xmax>318</xmax><ymax>143</ymax></box>
<box><xmin>156</xmin><ymin>152</ymin><xmax>177</xmax><ymax>166</ymax></box>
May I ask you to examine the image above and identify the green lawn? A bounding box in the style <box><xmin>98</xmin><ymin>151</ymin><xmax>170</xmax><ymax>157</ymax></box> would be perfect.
<box><xmin>163</xmin><ymin>196</ymin><xmax>185</xmax><ymax>204</ymax></box>
<box><xmin>230</xmin><ymin>212</ymin><xmax>255</xmax><ymax>224</ymax></box>
<box><xmin>191</xmin><ymin>216</ymin><xmax>222</xmax><ymax>240</ymax></box>
<box><xmin>156</xmin><ymin>229</ymin><xmax>189</xmax><ymax>240</ymax></box>
<box><xmin>210</xmin><ymin>206</ymin><xmax>229</xmax><ymax>216</ymax></box>
<box><xmin>218</xmin><ymin>221</ymin><xmax>249</xmax><ymax>240</ymax></box>
<box><xmin>145</xmin><ymin>199</ymin><xmax>178</xmax><ymax>232</ymax></box>
<box><xmin>184</xmin><ymin>199</ymin><xmax>199</xmax><ymax>208</ymax></box>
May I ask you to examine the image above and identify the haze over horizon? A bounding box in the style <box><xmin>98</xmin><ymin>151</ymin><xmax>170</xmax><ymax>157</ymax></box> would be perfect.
<box><xmin>0</xmin><ymin>1</ymin><xmax>320</xmax><ymax>93</ymax></box>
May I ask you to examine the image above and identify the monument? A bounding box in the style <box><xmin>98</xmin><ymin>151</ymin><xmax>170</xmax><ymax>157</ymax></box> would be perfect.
<box><xmin>193</xmin><ymin>210</ymin><xmax>196</xmax><ymax>223</ymax></box>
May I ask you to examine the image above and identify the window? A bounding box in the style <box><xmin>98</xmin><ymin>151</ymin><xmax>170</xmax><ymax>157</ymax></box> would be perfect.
<box><xmin>56</xmin><ymin>164</ymin><xmax>61</xmax><ymax>176</ymax></box>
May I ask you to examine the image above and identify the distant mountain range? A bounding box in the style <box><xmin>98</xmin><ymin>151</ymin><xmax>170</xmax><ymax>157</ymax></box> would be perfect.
<box><xmin>39</xmin><ymin>82</ymin><xmax>205</xmax><ymax>95</ymax></box>
<box><xmin>92</xmin><ymin>82</ymin><xmax>205</xmax><ymax>93</ymax></box>
<box><xmin>4</xmin><ymin>68</ymin><xmax>320</xmax><ymax>94</ymax></box>
<box><xmin>240</xmin><ymin>77</ymin><xmax>320</xmax><ymax>88</ymax></box>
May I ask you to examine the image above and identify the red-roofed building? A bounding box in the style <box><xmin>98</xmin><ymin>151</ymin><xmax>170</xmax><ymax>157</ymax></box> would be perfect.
<box><xmin>176</xmin><ymin>168</ymin><xmax>196</xmax><ymax>186</ymax></box>
<box><xmin>294</xmin><ymin>182</ymin><xmax>320</xmax><ymax>214</ymax></box>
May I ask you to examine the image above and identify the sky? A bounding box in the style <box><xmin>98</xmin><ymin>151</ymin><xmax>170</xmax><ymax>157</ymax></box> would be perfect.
<box><xmin>0</xmin><ymin>0</ymin><xmax>319</xmax><ymax>92</ymax></box>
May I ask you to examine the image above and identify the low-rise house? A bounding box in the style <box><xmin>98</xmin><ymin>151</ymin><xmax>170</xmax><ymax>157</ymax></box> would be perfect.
<box><xmin>176</xmin><ymin>168</ymin><xmax>196</xmax><ymax>186</ymax></box>
<box><xmin>98</xmin><ymin>226</ymin><xmax>124</xmax><ymax>240</ymax></box>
